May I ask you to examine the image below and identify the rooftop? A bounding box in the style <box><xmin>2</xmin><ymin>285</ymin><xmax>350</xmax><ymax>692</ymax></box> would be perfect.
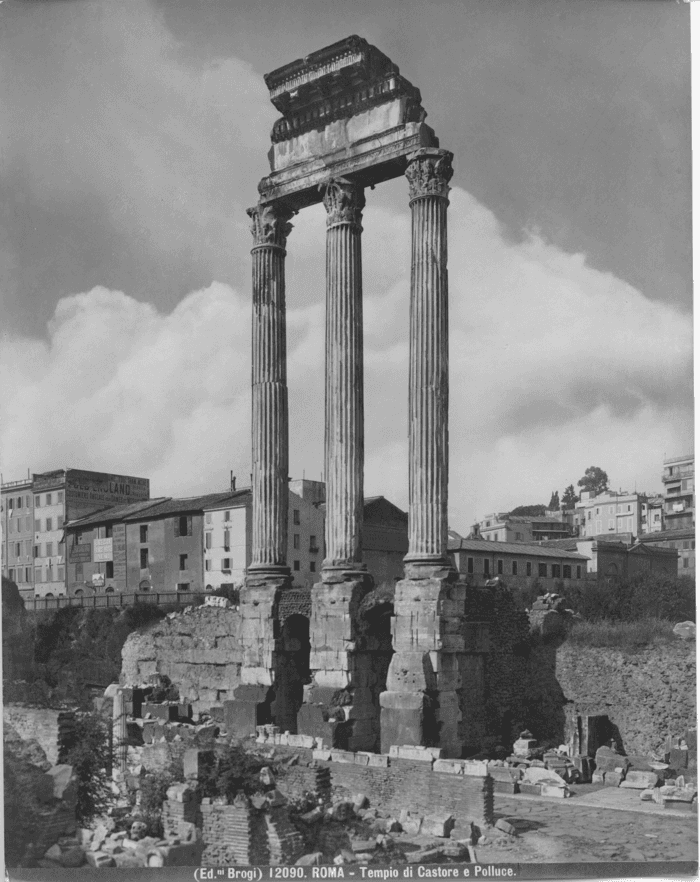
<box><xmin>447</xmin><ymin>537</ymin><xmax>588</xmax><ymax>561</ymax></box>
<box><xmin>65</xmin><ymin>498</ymin><xmax>168</xmax><ymax>529</ymax></box>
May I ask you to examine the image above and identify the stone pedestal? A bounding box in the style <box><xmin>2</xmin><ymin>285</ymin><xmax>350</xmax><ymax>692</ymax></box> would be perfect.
<box><xmin>380</xmin><ymin>565</ymin><xmax>491</xmax><ymax>757</ymax></box>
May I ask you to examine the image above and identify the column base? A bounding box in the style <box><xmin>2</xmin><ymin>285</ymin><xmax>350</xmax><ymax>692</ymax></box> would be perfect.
<box><xmin>379</xmin><ymin>573</ymin><xmax>490</xmax><ymax>757</ymax></box>
<box><xmin>245</xmin><ymin>565</ymin><xmax>293</xmax><ymax>590</ymax></box>
<box><xmin>297</xmin><ymin>573</ymin><xmax>382</xmax><ymax>751</ymax></box>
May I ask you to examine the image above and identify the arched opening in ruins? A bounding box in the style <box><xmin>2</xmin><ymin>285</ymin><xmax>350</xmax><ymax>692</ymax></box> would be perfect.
<box><xmin>273</xmin><ymin>613</ymin><xmax>311</xmax><ymax>734</ymax></box>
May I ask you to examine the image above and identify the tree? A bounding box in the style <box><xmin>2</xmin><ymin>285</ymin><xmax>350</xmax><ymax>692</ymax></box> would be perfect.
<box><xmin>548</xmin><ymin>491</ymin><xmax>560</xmax><ymax>511</ymax></box>
<box><xmin>577</xmin><ymin>466</ymin><xmax>609</xmax><ymax>496</ymax></box>
<box><xmin>561</xmin><ymin>485</ymin><xmax>578</xmax><ymax>508</ymax></box>
<box><xmin>509</xmin><ymin>505</ymin><xmax>546</xmax><ymax>517</ymax></box>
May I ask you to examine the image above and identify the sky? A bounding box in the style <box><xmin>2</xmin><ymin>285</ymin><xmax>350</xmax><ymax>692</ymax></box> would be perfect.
<box><xmin>0</xmin><ymin>0</ymin><xmax>693</xmax><ymax>533</ymax></box>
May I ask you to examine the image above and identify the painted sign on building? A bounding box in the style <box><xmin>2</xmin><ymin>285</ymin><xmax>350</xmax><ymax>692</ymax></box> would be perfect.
<box><xmin>94</xmin><ymin>538</ymin><xmax>113</xmax><ymax>562</ymax></box>
<box><xmin>91</xmin><ymin>573</ymin><xmax>105</xmax><ymax>587</ymax></box>
<box><xmin>66</xmin><ymin>472</ymin><xmax>150</xmax><ymax>506</ymax></box>
<box><xmin>69</xmin><ymin>544</ymin><xmax>92</xmax><ymax>563</ymax></box>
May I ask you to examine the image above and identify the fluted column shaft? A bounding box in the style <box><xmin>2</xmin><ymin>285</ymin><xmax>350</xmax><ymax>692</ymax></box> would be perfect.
<box><xmin>405</xmin><ymin>149</ymin><xmax>454</xmax><ymax>565</ymax></box>
<box><xmin>321</xmin><ymin>179</ymin><xmax>366</xmax><ymax>572</ymax></box>
<box><xmin>247</xmin><ymin>202</ymin><xmax>294</xmax><ymax>576</ymax></box>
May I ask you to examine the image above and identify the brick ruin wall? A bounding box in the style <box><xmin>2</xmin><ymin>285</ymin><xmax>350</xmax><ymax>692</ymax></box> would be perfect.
<box><xmin>3</xmin><ymin>706</ymin><xmax>75</xmax><ymax>766</ymax></box>
<box><xmin>121</xmin><ymin>605</ymin><xmax>696</xmax><ymax>757</ymax></box>
<box><xmin>555</xmin><ymin>642</ymin><xmax>696</xmax><ymax>757</ymax></box>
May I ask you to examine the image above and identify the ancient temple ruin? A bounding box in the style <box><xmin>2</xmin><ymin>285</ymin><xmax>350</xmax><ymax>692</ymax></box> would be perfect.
<box><xmin>231</xmin><ymin>36</ymin><xmax>498</xmax><ymax>757</ymax></box>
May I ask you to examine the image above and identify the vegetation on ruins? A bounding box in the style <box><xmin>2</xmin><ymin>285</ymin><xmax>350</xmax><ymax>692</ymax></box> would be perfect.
<box><xmin>140</xmin><ymin>763</ymin><xmax>184</xmax><ymax>838</ymax></box>
<box><xmin>3</xmin><ymin>603</ymin><xmax>167</xmax><ymax>707</ymax></box>
<box><xmin>62</xmin><ymin>711</ymin><xmax>113</xmax><ymax>823</ymax></box>
<box><xmin>198</xmin><ymin>743</ymin><xmax>275</xmax><ymax>802</ymax></box>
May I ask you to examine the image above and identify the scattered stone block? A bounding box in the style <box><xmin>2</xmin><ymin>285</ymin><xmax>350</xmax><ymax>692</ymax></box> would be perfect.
<box><xmin>540</xmin><ymin>784</ymin><xmax>570</xmax><ymax>798</ymax></box>
<box><xmin>85</xmin><ymin>852</ymin><xmax>116</xmax><ymax>868</ymax></box>
<box><xmin>495</xmin><ymin>819</ymin><xmax>516</xmax><ymax>836</ymax></box>
<box><xmin>58</xmin><ymin>845</ymin><xmax>85</xmax><ymax>867</ymax></box>
<box><xmin>592</xmin><ymin>771</ymin><xmax>605</xmax><ymax>785</ymax></box>
<box><xmin>620</xmin><ymin>771</ymin><xmax>659</xmax><ymax>790</ymax></box>
<box><xmin>519</xmin><ymin>782</ymin><xmax>541</xmax><ymax>796</ymax></box>
<box><xmin>368</xmin><ymin>753</ymin><xmax>389</xmax><ymax>768</ymax></box>
<box><xmin>407</xmin><ymin>847</ymin><xmax>443</xmax><ymax>863</ymax></box>
<box><xmin>399</xmin><ymin>811</ymin><xmax>423</xmax><ymax>835</ymax></box>
<box><xmin>312</xmin><ymin>749</ymin><xmax>332</xmax><ymax>761</ymax></box>
<box><xmin>433</xmin><ymin>759</ymin><xmax>463</xmax><ymax>774</ymax></box>
<box><xmin>44</xmin><ymin>845</ymin><xmax>62</xmax><ymax>861</ymax></box>
<box><xmin>353</xmin><ymin>793</ymin><xmax>369</xmax><ymax>810</ymax></box>
<box><xmin>296</xmin><ymin>852</ymin><xmax>323</xmax><ymax>866</ymax></box>
<box><xmin>422</xmin><ymin>814</ymin><xmax>455</xmax><ymax>838</ymax></box>
<box><xmin>493</xmin><ymin>780</ymin><xmax>518</xmax><ymax>794</ymax></box>
<box><xmin>604</xmin><ymin>771</ymin><xmax>624</xmax><ymax>787</ymax></box>
<box><xmin>673</xmin><ymin>621</ymin><xmax>695</xmax><ymax>641</ymax></box>
<box><xmin>463</xmin><ymin>760</ymin><xmax>490</xmax><ymax>777</ymax></box>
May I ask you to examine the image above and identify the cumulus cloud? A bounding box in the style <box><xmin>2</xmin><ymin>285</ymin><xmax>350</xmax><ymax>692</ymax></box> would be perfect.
<box><xmin>0</xmin><ymin>187</ymin><xmax>692</xmax><ymax>530</ymax></box>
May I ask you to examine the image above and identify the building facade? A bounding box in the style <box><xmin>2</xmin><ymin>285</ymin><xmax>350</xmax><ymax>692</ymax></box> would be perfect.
<box><xmin>479</xmin><ymin>513</ymin><xmax>571</xmax><ymax>543</ymax></box>
<box><xmin>662</xmin><ymin>453</ymin><xmax>694</xmax><ymax>532</ymax></box>
<box><xmin>3</xmin><ymin>469</ymin><xmax>150</xmax><ymax>599</ymax></box>
<box><xmin>448</xmin><ymin>537</ymin><xmax>589</xmax><ymax>591</ymax></box>
<box><xmin>203</xmin><ymin>492</ymin><xmax>252</xmax><ymax>590</ymax></box>
<box><xmin>636</xmin><ymin>528</ymin><xmax>695</xmax><ymax>579</ymax></box>
<box><xmin>575</xmin><ymin>490</ymin><xmax>648</xmax><ymax>540</ymax></box>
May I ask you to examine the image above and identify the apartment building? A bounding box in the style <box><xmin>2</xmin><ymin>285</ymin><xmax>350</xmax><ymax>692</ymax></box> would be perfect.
<box><xmin>662</xmin><ymin>453</ymin><xmax>694</xmax><ymax>531</ymax></box>
<box><xmin>3</xmin><ymin>469</ymin><xmax>150</xmax><ymax>599</ymax></box>
<box><xmin>479</xmin><ymin>513</ymin><xmax>571</xmax><ymax>543</ymax></box>
<box><xmin>575</xmin><ymin>490</ymin><xmax>648</xmax><ymax>539</ymax></box>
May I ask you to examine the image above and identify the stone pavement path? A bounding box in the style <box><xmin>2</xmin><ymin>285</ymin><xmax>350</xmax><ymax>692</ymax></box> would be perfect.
<box><xmin>472</xmin><ymin>794</ymin><xmax>698</xmax><ymax>865</ymax></box>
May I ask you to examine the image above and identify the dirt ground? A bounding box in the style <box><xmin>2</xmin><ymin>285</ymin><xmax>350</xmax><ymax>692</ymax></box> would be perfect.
<box><xmin>473</xmin><ymin>788</ymin><xmax>698</xmax><ymax>864</ymax></box>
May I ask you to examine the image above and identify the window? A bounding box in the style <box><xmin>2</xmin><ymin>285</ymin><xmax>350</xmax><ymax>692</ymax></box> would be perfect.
<box><xmin>483</xmin><ymin>558</ymin><xmax>490</xmax><ymax>575</ymax></box>
<box><xmin>222</xmin><ymin>558</ymin><xmax>231</xmax><ymax>571</ymax></box>
<box><xmin>8</xmin><ymin>569</ymin><xmax>15</xmax><ymax>582</ymax></box>
<box><xmin>25</xmin><ymin>516</ymin><xmax>31</xmax><ymax>531</ymax></box>
<box><xmin>607</xmin><ymin>519</ymin><xmax>614</xmax><ymax>530</ymax></box>
<box><xmin>16</xmin><ymin>568</ymin><xmax>23</xmax><ymax>583</ymax></box>
<box><xmin>105</xmin><ymin>524</ymin><xmax>113</xmax><ymax>538</ymax></box>
<box><xmin>224</xmin><ymin>530</ymin><xmax>231</xmax><ymax>551</ymax></box>
<box><xmin>140</xmin><ymin>525</ymin><xmax>148</xmax><ymax>543</ymax></box>
<box><xmin>33</xmin><ymin>545</ymin><xmax>39</xmax><ymax>558</ymax></box>
<box><xmin>205</xmin><ymin>513</ymin><xmax>212</xmax><ymax>525</ymax></box>
<box><xmin>515</xmin><ymin>532</ymin><xmax>523</xmax><ymax>541</ymax></box>
<box><xmin>293</xmin><ymin>509</ymin><xmax>300</xmax><ymax>526</ymax></box>
<box><xmin>595</xmin><ymin>508</ymin><xmax>600</xmax><ymax>515</ymax></box>
<box><xmin>683</xmin><ymin>558</ymin><xmax>689</xmax><ymax>569</ymax></box>
<box><xmin>310</xmin><ymin>535</ymin><xmax>317</xmax><ymax>551</ymax></box>
<box><xmin>57</xmin><ymin>566</ymin><xmax>65</xmax><ymax>581</ymax></box>
<box><xmin>551</xmin><ymin>564</ymin><xmax>561</xmax><ymax>578</ymax></box>
<box><xmin>140</xmin><ymin>548</ymin><xmax>149</xmax><ymax>569</ymax></box>
<box><xmin>57</xmin><ymin>516</ymin><xmax>63</xmax><ymax>529</ymax></box>
<box><xmin>587</xmin><ymin>511</ymin><xmax>591</xmax><ymax>520</ymax></box>
<box><xmin>293</xmin><ymin>534</ymin><xmax>300</xmax><ymax>550</ymax></box>
<box><xmin>683</xmin><ymin>540</ymin><xmax>690</xmax><ymax>550</ymax></box>
<box><xmin>467</xmin><ymin>557</ymin><xmax>474</xmax><ymax>574</ymax></box>
<box><xmin>512</xmin><ymin>561</ymin><xmax>518</xmax><ymax>576</ymax></box>
<box><xmin>106</xmin><ymin>561</ymin><xmax>114</xmax><ymax>578</ymax></box>
<box><xmin>25</xmin><ymin>495</ymin><xmax>31</xmax><ymax>508</ymax></box>
<box><xmin>16</xmin><ymin>497</ymin><xmax>22</xmax><ymax>510</ymax></box>
<box><xmin>179</xmin><ymin>554</ymin><xmax>188</xmax><ymax>571</ymax></box>
<box><xmin>609</xmin><ymin>506</ymin><xmax>614</xmax><ymax>514</ymax></box>
<box><xmin>627</xmin><ymin>504</ymin><xmax>631</xmax><ymax>512</ymax></box>
<box><xmin>45</xmin><ymin>542</ymin><xmax>53</xmax><ymax>557</ymax></box>
<box><xmin>35</xmin><ymin>566</ymin><xmax>43</xmax><ymax>582</ymax></box>
<box><xmin>46</xmin><ymin>493</ymin><xmax>52</xmax><ymax>505</ymax></box>
<box><xmin>293</xmin><ymin>560</ymin><xmax>300</xmax><ymax>571</ymax></box>
<box><xmin>224</xmin><ymin>510</ymin><xmax>231</xmax><ymax>522</ymax></box>
<box><xmin>576</xmin><ymin>565</ymin><xmax>582</xmax><ymax>579</ymax></box>
<box><xmin>46</xmin><ymin>517</ymin><xmax>52</xmax><ymax>531</ymax></box>
<box><xmin>596</xmin><ymin>520</ymin><xmax>602</xmax><ymax>534</ymax></box>
<box><xmin>310</xmin><ymin>561</ymin><xmax>316</xmax><ymax>572</ymax></box>
<box><xmin>35</xmin><ymin>496</ymin><xmax>41</xmax><ymax>507</ymax></box>
<box><xmin>205</xmin><ymin>560</ymin><xmax>211</xmax><ymax>571</ymax></box>
<box><xmin>175</xmin><ymin>515</ymin><xmax>192</xmax><ymax>537</ymax></box>
<box><xmin>25</xmin><ymin>567</ymin><xmax>31</xmax><ymax>583</ymax></box>
<box><xmin>15</xmin><ymin>542</ymin><xmax>21</xmax><ymax>558</ymax></box>
<box><xmin>205</xmin><ymin>532</ymin><xmax>212</xmax><ymax>549</ymax></box>
<box><xmin>34</xmin><ymin>519</ymin><xmax>41</xmax><ymax>531</ymax></box>
<box><xmin>57</xmin><ymin>491</ymin><xmax>64</xmax><ymax>504</ymax></box>
<box><xmin>538</xmin><ymin>563</ymin><xmax>547</xmax><ymax>578</ymax></box>
<box><xmin>526</xmin><ymin>562</ymin><xmax>532</xmax><ymax>576</ymax></box>
<box><xmin>563</xmin><ymin>565</ymin><xmax>571</xmax><ymax>579</ymax></box>
<box><xmin>177</xmin><ymin>583</ymin><xmax>190</xmax><ymax>592</ymax></box>
<box><xmin>497</xmin><ymin>559</ymin><xmax>503</xmax><ymax>575</ymax></box>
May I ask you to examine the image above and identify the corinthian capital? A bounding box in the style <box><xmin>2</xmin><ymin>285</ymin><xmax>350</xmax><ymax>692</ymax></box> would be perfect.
<box><xmin>405</xmin><ymin>149</ymin><xmax>454</xmax><ymax>201</ymax></box>
<box><xmin>320</xmin><ymin>178</ymin><xmax>365</xmax><ymax>227</ymax></box>
<box><xmin>247</xmin><ymin>201</ymin><xmax>294</xmax><ymax>248</ymax></box>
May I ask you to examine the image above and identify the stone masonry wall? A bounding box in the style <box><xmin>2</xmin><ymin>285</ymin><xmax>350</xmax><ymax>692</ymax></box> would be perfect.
<box><xmin>554</xmin><ymin>642</ymin><xmax>696</xmax><ymax>756</ymax></box>
<box><xmin>3</xmin><ymin>706</ymin><xmax>75</xmax><ymax>766</ymax></box>
<box><xmin>121</xmin><ymin>607</ymin><xmax>243</xmax><ymax>714</ymax></box>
